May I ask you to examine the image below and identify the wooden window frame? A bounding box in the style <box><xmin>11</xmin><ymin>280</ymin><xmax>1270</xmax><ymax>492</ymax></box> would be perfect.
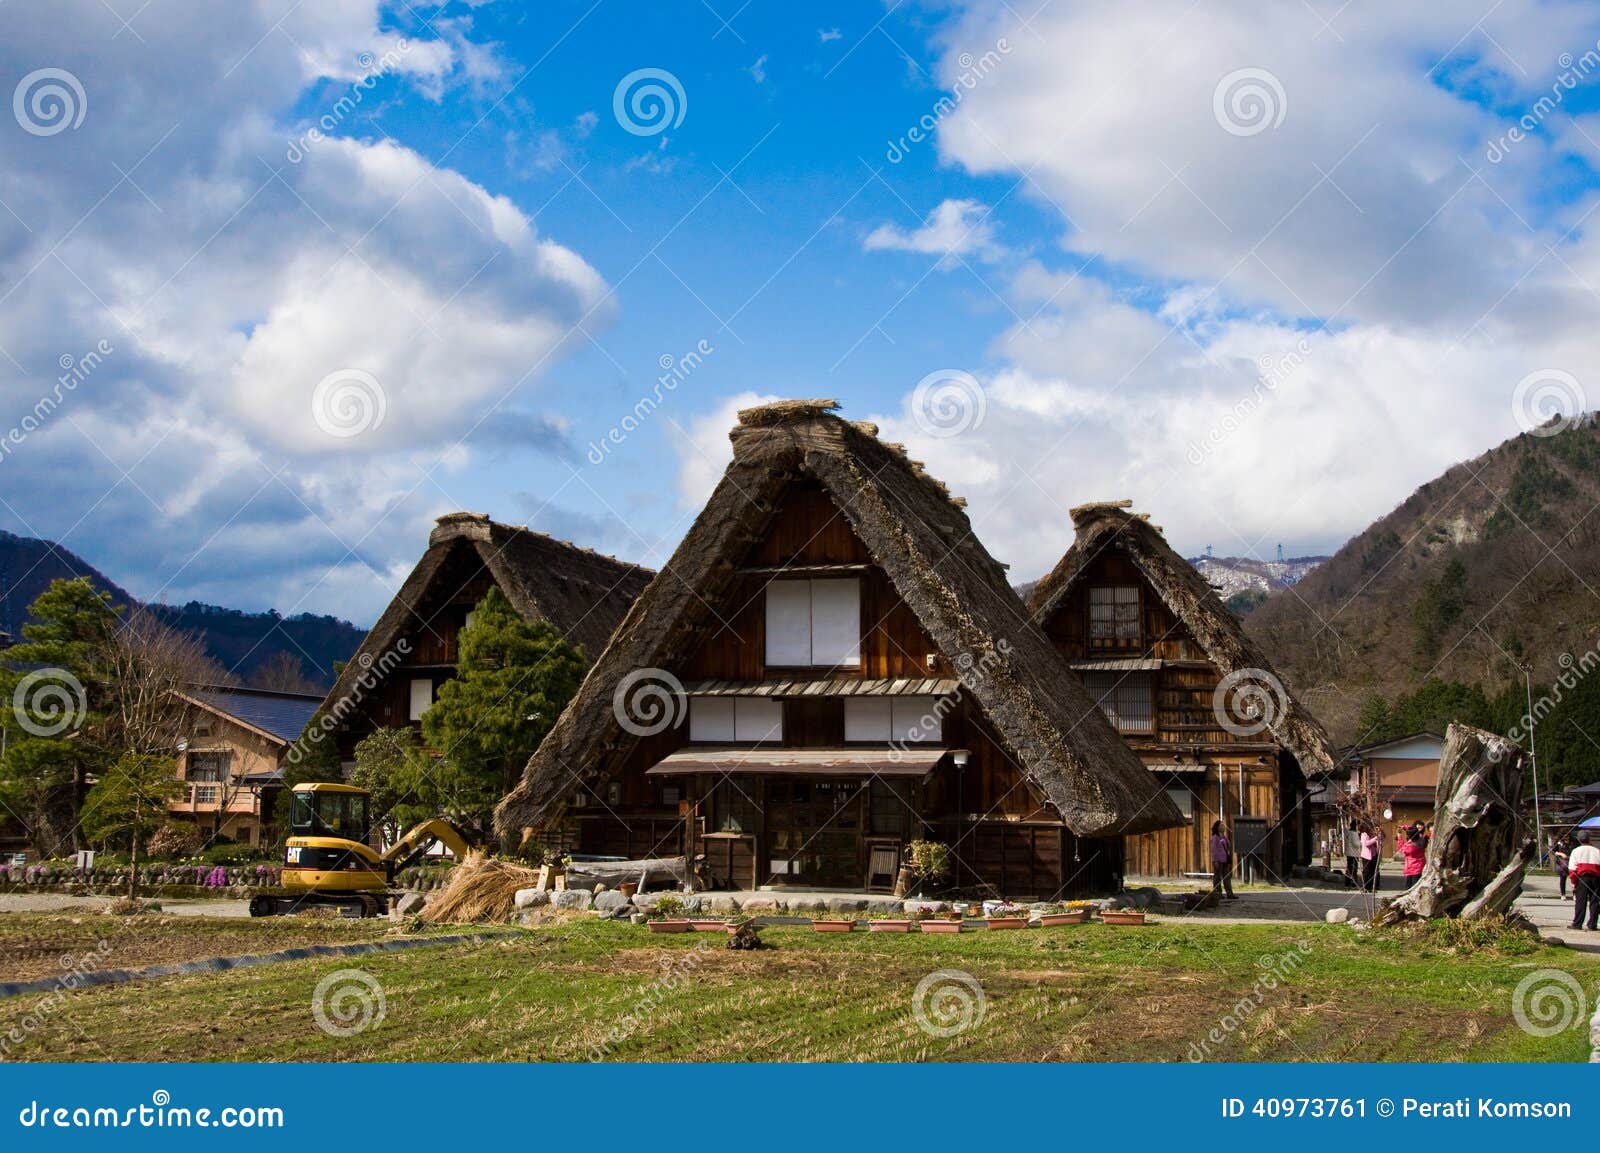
<box><xmin>1087</xmin><ymin>585</ymin><xmax>1142</xmax><ymax>650</ymax></box>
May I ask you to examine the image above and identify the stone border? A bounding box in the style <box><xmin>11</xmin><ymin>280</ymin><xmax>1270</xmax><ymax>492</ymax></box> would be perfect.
<box><xmin>0</xmin><ymin>931</ymin><xmax>520</xmax><ymax>1001</ymax></box>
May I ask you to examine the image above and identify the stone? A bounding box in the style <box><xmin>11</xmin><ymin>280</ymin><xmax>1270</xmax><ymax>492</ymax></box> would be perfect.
<box><xmin>702</xmin><ymin>895</ymin><xmax>740</xmax><ymax>915</ymax></box>
<box><xmin>738</xmin><ymin>897</ymin><xmax>779</xmax><ymax>915</ymax></box>
<box><xmin>1123</xmin><ymin>886</ymin><xmax>1162</xmax><ymax>909</ymax></box>
<box><xmin>551</xmin><ymin>889</ymin><xmax>593</xmax><ymax>911</ymax></box>
<box><xmin>630</xmin><ymin>912</ymin><xmax>647</xmax><ymax>925</ymax></box>
<box><xmin>514</xmin><ymin>888</ymin><xmax>550</xmax><ymax>910</ymax></box>
<box><xmin>904</xmin><ymin>899</ymin><xmax>949</xmax><ymax>915</ymax></box>
<box><xmin>593</xmin><ymin>890</ymin><xmax>631</xmax><ymax>912</ymax></box>
<box><xmin>825</xmin><ymin>895</ymin><xmax>868</xmax><ymax>913</ymax></box>
<box><xmin>393</xmin><ymin>892</ymin><xmax>427</xmax><ymax>916</ymax></box>
<box><xmin>592</xmin><ymin>883</ymin><xmax>608</xmax><ymax>895</ymax></box>
<box><xmin>1325</xmin><ymin>907</ymin><xmax>1350</xmax><ymax>924</ymax></box>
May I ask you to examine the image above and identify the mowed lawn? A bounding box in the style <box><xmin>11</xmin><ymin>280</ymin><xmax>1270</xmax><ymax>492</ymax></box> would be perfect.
<box><xmin>2</xmin><ymin>915</ymin><xmax>1594</xmax><ymax>1062</ymax></box>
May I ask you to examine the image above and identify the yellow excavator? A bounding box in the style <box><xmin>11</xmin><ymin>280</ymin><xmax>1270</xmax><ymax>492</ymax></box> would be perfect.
<box><xmin>249</xmin><ymin>782</ymin><xmax>479</xmax><ymax>917</ymax></box>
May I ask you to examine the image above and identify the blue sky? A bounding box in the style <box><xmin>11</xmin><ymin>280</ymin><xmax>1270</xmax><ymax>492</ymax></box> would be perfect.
<box><xmin>2</xmin><ymin>1</ymin><xmax>1599</xmax><ymax>625</ymax></box>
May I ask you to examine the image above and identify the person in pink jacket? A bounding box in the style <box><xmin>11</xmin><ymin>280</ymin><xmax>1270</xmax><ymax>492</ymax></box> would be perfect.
<box><xmin>1359</xmin><ymin>824</ymin><xmax>1382</xmax><ymax>892</ymax></box>
<box><xmin>1398</xmin><ymin>823</ymin><xmax>1427</xmax><ymax>888</ymax></box>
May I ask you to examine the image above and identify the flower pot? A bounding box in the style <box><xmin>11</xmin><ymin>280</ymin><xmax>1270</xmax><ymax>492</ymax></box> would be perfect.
<box><xmin>688</xmin><ymin>919</ymin><xmax>727</xmax><ymax>931</ymax></box>
<box><xmin>1040</xmin><ymin>910</ymin><xmax>1089</xmax><ymax>926</ymax></box>
<box><xmin>812</xmin><ymin>919</ymin><xmax>855</xmax><ymax>932</ymax></box>
<box><xmin>983</xmin><ymin>917</ymin><xmax>1029</xmax><ymax>930</ymax></box>
<box><xmin>1101</xmin><ymin>910</ymin><xmax>1147</xmax><ymax>925</ymax></box>
<box><xmin>918</xmin><ymin>919</ymin><xmax>963</xmax><ymax>933</ymax></box>
<box><xmin>868</xmin><ymin>919</ymin><xmax>912</xmax><ymax>932</ymax></box>
<box><xmin>647</xmin><ymin>919</ymin><xmax>691</xmax><ymax>933</ymax></box>
<box><xmin>618</xmin><ymin>882</ymin><xmax>638</xmax><ymax>899</ymax></box>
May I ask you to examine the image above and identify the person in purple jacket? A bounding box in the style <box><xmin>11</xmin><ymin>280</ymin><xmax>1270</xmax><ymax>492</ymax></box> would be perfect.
<box><xmin>1210</xmin><ymin>820</ymin><xmax>1237</xmax><ymax>901</ymax></box>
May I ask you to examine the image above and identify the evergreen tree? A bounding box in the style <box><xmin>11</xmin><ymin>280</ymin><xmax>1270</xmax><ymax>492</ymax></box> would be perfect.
<box><xmin>420</xmin><ymin>588</ymin><xmax>587</xmax><ymax>832</ymax></box>
<box><xmin>81</xmin><ymin>752</ymin><xmax>183</xmax><ymax>898</ymax></box>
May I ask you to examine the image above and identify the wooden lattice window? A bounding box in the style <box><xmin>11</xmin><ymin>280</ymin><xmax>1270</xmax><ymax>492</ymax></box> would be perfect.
<box><xmin>1082</xmin><ymin>671</ymin><xmax>1154</xmax><ymax>734</ymax></box>
<box><xmin>1088</xmin><ymin>586</ymin><xmax>1141</xmax><ymax>648</ymax></box>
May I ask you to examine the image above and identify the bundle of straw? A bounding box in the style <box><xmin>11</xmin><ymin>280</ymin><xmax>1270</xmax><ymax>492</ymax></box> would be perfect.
<box><xmin>420</xmin><ymin>852</ymin><xmax>544</xmax><ymax>923</ymax></box>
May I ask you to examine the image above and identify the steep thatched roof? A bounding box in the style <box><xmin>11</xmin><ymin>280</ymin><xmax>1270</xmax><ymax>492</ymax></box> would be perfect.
<box><xmin>496</xmin><ymin>402</ymin><xmax>1181</xmax><ymax>840</ymax></box>
<box><xmin>1027</xmin><ymin>502</ymin><xmax>1336</xmax><ymax>775</ymax></box>
<box><xmin>319</xmin><ymin>513</ymin><xmax>652</xmax><ymax>715</ymax></box>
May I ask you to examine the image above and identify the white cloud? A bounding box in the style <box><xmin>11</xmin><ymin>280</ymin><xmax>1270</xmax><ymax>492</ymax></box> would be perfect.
<box><xmin>0</xmin><ymin>0</ymin><xmax>610</xmax><ymax>619</ymax></box>
<box><xmin>848</xmin><ymin>1</ymin><xmax>1600</xmax><ymax>575</ymax></box>
<box><xmin>863</xmin><ymin>197</ymin><xmax>1005</xmax><ymax>267</ymax></box>
<box><xmin>671</xmin><ymin>391</ymin><xmax>783</xmax><ymax>510</ymax></box>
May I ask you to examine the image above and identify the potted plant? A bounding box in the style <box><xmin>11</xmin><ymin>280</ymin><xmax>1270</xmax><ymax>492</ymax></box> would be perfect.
<box><xmin>1038</xmin><ymin>901</ymin><xmax>1091</xmax><ymax>927</ymax></box>
<box><xmin>646</xmin><ymin>894</ymin><xmax>691</xmax><ymax>933</ymax></box>
<box><xmin>1101</xmin><ymin>908</ymin><xmax>1148</xmax><ymax>925</ymax></box>
<box><xmin>982</xmin><ymin>902</ymin><xmax>1030</xmax><ymax>929</ymax></box>
<box><xmin>868</xmin><ymin>912</ymin><xmax>913</xmax><ymax>933</ymax></box>
<box><xmin>904</xmin><ymin>839</ymin><xmax>952</xmax><ymax>896</ymax></box>
<box><xmin>913</xmin><ymin>904</ymin><xmax>962</xmax><ymax>934</ymax></box>
<box><xmin>811</xmin><ymin>915</ymin><xmax>856</xmax><ymax>932</ymax></box>
<box><xmin>688</xmin><ymin>906</ymin><xmax>729</xmax><ymax>931</ymax></box>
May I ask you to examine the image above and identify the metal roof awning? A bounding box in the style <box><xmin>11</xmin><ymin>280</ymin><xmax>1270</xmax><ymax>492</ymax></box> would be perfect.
<box><xmin>1144</xmin><ymin>762</ymin><xmax>1211</xmax><ymax>775</ymax></box>
<box><xmin>645</xmin><ymin>747</ymin><xmax>951</xmax><ymax>778</ymax></box>
<box><xmin>1070</xmin><ymin>658</ymin><xmax>1164</xmax><ymax>672</ymax></box>
<box><xmin>683</xmin><ymin>678</ymin><xmax>961</xmax><ymax>698</ymax></box>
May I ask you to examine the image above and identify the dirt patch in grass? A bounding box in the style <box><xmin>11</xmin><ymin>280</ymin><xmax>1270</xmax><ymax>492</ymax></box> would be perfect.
<box><xmin>0</xmin><ymin>913</ymin><xmax>422</xmax><ymax>985</ymax></box>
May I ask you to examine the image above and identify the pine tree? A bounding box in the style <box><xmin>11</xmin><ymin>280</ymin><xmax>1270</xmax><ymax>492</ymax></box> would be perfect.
<box><xmin>420</xmin><ymin>588</ymin><xmax>587</xmax><ymax>833</ymax></box>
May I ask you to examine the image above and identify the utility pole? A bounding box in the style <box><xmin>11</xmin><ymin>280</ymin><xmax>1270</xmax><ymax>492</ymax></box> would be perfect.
<box><xmin>1518</xmin><ymin>660</ymin><xmax>1543</xmax><ymax>861</ymax></box>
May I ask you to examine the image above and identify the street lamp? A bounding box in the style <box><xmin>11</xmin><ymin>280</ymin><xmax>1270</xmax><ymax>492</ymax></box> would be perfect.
<box><xmin>1517</xmin><ymin>660</ymin><xmax>1544</xmax><ymax>862</ymax></box>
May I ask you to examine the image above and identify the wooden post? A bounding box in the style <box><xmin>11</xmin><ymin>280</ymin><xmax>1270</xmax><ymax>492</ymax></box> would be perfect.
<box><xmin>1376</xmin><ymin>723</ymin><xmax>1532</xmax><ymax>924</ymax></box>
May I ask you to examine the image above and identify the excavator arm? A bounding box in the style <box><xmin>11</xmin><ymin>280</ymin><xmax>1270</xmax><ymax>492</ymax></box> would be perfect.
<box><xmin>381</xmin><ymin>817</ymin><xmax>481</xmax><ymax>881</ymax></box>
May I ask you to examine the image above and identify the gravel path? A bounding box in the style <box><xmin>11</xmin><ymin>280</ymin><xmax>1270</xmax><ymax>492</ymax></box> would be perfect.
<box><xmin>0</xmin><ymin>893</ymin><xmax>249</xmax><ymax>917</ymax></box>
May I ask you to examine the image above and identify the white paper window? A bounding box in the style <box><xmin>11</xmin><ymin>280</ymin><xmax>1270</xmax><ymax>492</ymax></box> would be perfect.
<box><xmin>1166</xmin><ymin>785</ymin><xmax>1195</xmax><ymax>821</ymax></box>
<box><xmin>764</xmin><ymin>581</ymin><xmax>813</xmax><ymax>666</ymax></box>
<box><xmin>764</xmin><ymin>578</ymin><xmax>861</xmax><ymax>667</ymax></box>
<box><xmin>690</xmin><ymin>697</ymin><xmax>784</xmax><ymax>743</ymax></box>
<box><xmin>408</xmin><ymin>678</ymin><xmax>434</xmax><ymax>721</ymax></box>
<box><xmin>689</xmin><ymin>697</ymin><xmax>736</xmax><ymax>741</ymax></box>
<box><xmin>844</xmin><ymin>696</ymin><xmax>941</xmax><ymax>743</ymax></box>
<box><xmin>809</xmin><ymin>579</ymin><xmax>861</xmax><ymax>665</ymax></box>
<box><xmin>734</xmin><ymin>698</ymin><xmax>783</xmax><ymax>742</ymax></box>
<box><xmin>844</xmin><ymin>698</ymin><xmax>892</xmax><ymax>741</ymax></box>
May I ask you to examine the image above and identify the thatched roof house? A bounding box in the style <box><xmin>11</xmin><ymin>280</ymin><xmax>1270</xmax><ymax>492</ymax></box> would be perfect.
<box><xmin>1026</xmin><ymin>501</ymin><xmax>1336</xmax><ymax>877</ymax></box>
<box><xmin>496</xmin><ymin>401</ymin><xmax>1179</xmax><ymax>892</ymax></box>
<box><xmin>315</xmin><ymin>513</ymin><xmax>652</xmax><ymax>760</ymax></box>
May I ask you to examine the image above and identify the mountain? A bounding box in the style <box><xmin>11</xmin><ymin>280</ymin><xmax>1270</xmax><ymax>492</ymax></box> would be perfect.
<box><xmin>1245</xmin><ymin>414</ymin><xmax>1600</xmax><ymax>747</ymax></box>
<box><xmin>1186</xmin><ymin>553</ymin><xmax>1328</xmax><ymax>614</ymax></box>
<box><xmin>0</xmin><ymin>531</ymin><xmax>364</xmax><ymax>690</ymax></box>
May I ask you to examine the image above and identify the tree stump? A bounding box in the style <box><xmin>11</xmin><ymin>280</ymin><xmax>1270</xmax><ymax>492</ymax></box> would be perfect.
<box><xmin>1375</xmin><ymin>723</ymin><xmax>1530</xmax><ymax>925</ymax></box>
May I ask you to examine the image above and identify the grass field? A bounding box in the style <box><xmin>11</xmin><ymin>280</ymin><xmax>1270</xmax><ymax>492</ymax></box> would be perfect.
<box><xmin>2</xmin><ymin>913</ymin><xmax>1594</xmax><ymax>1062</ymax></box>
